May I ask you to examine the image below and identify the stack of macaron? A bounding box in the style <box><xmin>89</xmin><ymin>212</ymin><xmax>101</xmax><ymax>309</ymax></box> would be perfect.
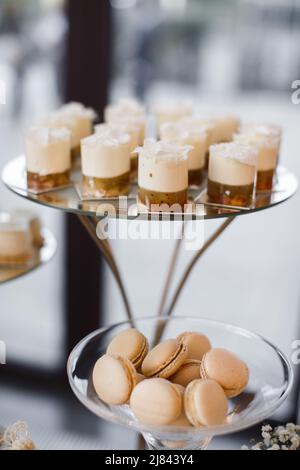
<box><xmin>92</xmin><ymin>328</ymin><xmax>249</xmax><ymax>428</ymax></box>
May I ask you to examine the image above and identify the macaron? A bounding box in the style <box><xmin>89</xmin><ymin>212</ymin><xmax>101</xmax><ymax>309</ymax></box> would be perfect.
<box><xmin>130</xmin><ymin>378</ymin><xmax>182</xmax><ymax>426</ymax></box>
<box><xmin>184</xmin><ymin>379</ymin><xmax>228</xmax><ymax>426</ymax></box>
<box><xmin>106</xmin><ymin>328</ymin><xmax>149</xmax><ymax>369</ymax></box>
<box><xmin>177</xmin><ymin>331</ymin><xmax>211</xmax><ymax>361</ymax></box>
<box><xmin>141</xmin><ymin>339</ymin><xmax>188</xmax><ymax>379</ymax></box>
<box><xmin>200</xmin><ymin>348</ymin><xmax>249</xmax><ymax>398</ymax></box>
<box><xmin>170</xmin><ymin>359</ymin><xmax>201</xmax><ymax>387</ymax></box>
<box><xmin>93</xmin><ymin>354</ymin><xmax>137</xmax><ymax>405</ymax></box>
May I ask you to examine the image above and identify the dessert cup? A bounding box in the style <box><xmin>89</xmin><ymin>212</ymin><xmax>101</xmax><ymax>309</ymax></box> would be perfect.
<box><xmin>0</xmin><ymin>215</ymin><xmax>33</xmax><ymax>265</ymax></box>
<box><xmin>154</xmin><ymin>102</ymin><xmax>193</xmax><ymax>134</ymax></box>
<box><xmin>207</xmin><ymin>142</ymin><xmax>258</xmax><ymax>207</ymax></box>
<box><xmin>234</xmin><ymin>129</ymin><xmax>280</xmax><ymax>192</ymax></box>
<box><xmin>45</xmin><ymin>102</ymin><xmax>96</xmax><ymax>160</ymax></box>
<box><xmin>81</xmin><ymin>128</ymin><xmax>131</xmax><ymax>198</ymax></box>
<box><xmin>160</xmin><ymin>121</ymin><xmax>208</xmax><ymax>186</ymax></box>
<box><xmin>104</xmin><ymin>98</ymin><xmax>146</xmax><ymax>145</ymax></box>
<box><xmin>68</xmin><ymin>316</ymin><xmax>293</xmax><ymax>451</ymax></box>
<box><xmin>137</xmin><ymin>139</ymin><xmax>190</xmax><ymax>212</ymax></box>
<box><xmin>25</xmin><ymin>126</ymin><xmax>71</xmax><ymax>191</ymax></box>
<box><xmin>95</xmin><ymin>122</ymin><xmax>140</xmax><ymax>181</ymax></box>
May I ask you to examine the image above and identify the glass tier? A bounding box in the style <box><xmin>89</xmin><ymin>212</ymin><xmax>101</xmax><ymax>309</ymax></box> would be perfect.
<box><xmin>2</xmin><ymin>155</ymin><xmax>298</xmax><ymax>220</ymax></box>
<box><xmin>68</xmin><ymin>316</ymin><xmax>293</xmax><ymax>450</ymax></box>
<box><xmin>0</xmin><ymin>229</ymin><xmax>56</xmax><ymax>285</ymax></box>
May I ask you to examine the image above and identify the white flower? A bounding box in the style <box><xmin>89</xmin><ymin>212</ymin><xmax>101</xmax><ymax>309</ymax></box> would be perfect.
<box><xmin>262</xmin><ymin>424</ymin><xmax>272</xmax><ymax>433</ymax></box>
<box><xmin>286</xmin><ymin>423</ymin><xmax>296</xmax><ymax>431</ymax></box>
<box><xmin>267</xmin><ymin>444</ymin><xmax>280</xmax><ymax>450</ymax></box>
<box><xmin>290</xmin><ymin>436</ymin><xmax>300</xmax><ymax>450</ymax></box>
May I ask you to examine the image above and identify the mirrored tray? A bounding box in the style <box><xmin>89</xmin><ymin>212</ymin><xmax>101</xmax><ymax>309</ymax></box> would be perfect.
<box><xmin>0</xmin><ymin>228</ymin><xmax>57</xmax><ymax>285</ymax></box>
<box><xmin>2</xmin><ymin>155</ymin><xmax>298</xmax><ymax>220</ymax></box>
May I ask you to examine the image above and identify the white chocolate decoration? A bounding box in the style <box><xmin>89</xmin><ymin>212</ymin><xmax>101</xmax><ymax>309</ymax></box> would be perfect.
<box><xmin>209</xmin><ymin>142</ymin><xmax>258</xmax><ymax>186</ymax></box>
<box><xmin>81</xmin><ymin>129</ymin><xmax>131</xmax><ymax>179</ymax></box>
<box><xmin>45</xmin><ymin>102</ymin><xmax>97</xmax><ymax>149</ymax></box>
<box><xmin>160</xmin><ymin>121</ymin><xmax>208</xmax><ymax>170</ymax></box>
<box><xmin>234</xmin><ymin>131</ymin><xmax>280</xmax><ymax>171</ymax></box>
<box><xmin>137</xmin><ymin>139</ymin><xmax>189</xmax><ymax>193</ymax></box>
<box><xmin>25</xmin><ymin>126</ymin><xmax>71</xmax><ymax>176</ymax></box>
<box><xmin>154</xmin><ymin>102</ymin><xmax>193</xmax><ymax>129</ymax></box>
<box><xmin>0</xmin><ymin>220</ymin><xmax>32</xmax><ymax>258</ymax></box>
<box><xmin>95</xmin><ymin>122</ymin><xmax>139</xmax><ymax>159</ymax></box>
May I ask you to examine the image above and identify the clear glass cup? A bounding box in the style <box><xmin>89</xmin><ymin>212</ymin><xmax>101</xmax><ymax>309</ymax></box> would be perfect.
<box><xmin>67</xmin><ymin>316</ymin><xmax>293</xmax><ymax>450</ymax></box>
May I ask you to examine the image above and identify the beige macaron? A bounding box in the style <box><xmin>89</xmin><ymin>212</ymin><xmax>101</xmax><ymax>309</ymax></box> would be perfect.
<box><xmin>177</xmin><ymin>331</ymin><xmax>211</xmax><ymax>361</ymax></box>
<box><xmin>170</xmin><ymin>359</ymin><xmax>201</xmax><ymax>387</ymax></box>
<box><xmin>200</xmin><ymin>348</ymin><xmax>249</xmax><ymax>398</ymax></box>
<box><xmin>141</xmin><ymin>339</ymin><xmax>188</xmax><ymax>379</ymax></box>
<box><xmin>92</xmin><ymin>354</ymin><xmax>137</xmax><ymax>405</ymax></box>
<box><xmin>106</xmin><ymin>328</ymin><xmax>149</xmax><ymax>369</ymax></box>
<box><xmin>130</xmin><ymin>378</ymin><xmax>182</xmax><ymax>426</ymax></box>
<box><xmin>184</xmin><ymin>379</ymin><xmax>228</xmax><ymax>426</ymax></box>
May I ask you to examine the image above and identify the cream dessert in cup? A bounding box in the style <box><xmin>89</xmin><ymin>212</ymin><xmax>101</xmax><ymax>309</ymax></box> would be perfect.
<box><xmin>104</xmin><ymin>98</ymin><xmax>146</xmax><ymax>145</ymax></box>
<box><xmin>12</xmin><ymin>210</ymin><xmax>44</xmax><ymax>247</ymax></box>
<box><xmin>95</xmin><ymin>122</ymin><xmax>140</xmax><ymax>181</ymax></box>
<box><xmin>234</xmin><ymin>130</ymin><xmax>280</xmax><ymax>191</ymax></box>
<box><xmin>207</xmin><ymin>142</ymin><xmax>258</xmax><ymax>207</ymax></box>
<box><xmin>81</xmin><ymin>128</ymin><xmax>131</xmax><ymax>198</ymax></box>
<box><xmin>0</xmin><ymin>216</ymin><xmax>33</xmax><ymax>265</ymax></box>
<box><xmin>210</xmin><ymin>115</ymin><xmax>240</xmax><ymax>144</ymax></box>
<box><xmin>154</xmin><ymin>102</ymin><xmax>193</xmax><ymax>135</ymax></box>
<box><xmin>137</xmin><ymin>139</ymin><xmax>190</xmax><ymax>211</ymax></box>
<box><xmin>160</xmin><ymin>121</ymin><xmax>208</xmax><ymax>186</ymax></box>
<box><xmin>46</xmin><ymin>102</ymin><xmax>97</xmax><ymax>159</ymax></box>
<box><xmin>25</xmin><ymin>126</ymin><xmax>71</xmax><ymax>191</ymax></box>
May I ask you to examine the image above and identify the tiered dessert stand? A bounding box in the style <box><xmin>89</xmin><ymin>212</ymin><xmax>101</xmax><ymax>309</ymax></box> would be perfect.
<box><xmin>0</xmin><ymin>227</ymin><xmax>56</xmax><ymax>286</ymax></box>
<box><xmin>2</xmin><ymin>155</ymin><xmax>298</xmax><ymax>449</ymax></box>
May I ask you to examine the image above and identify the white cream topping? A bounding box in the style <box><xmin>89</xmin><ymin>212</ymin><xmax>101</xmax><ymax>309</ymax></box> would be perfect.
<box><xmin>0</xmin><ymin>220</ymin><xmax>32</xmax><ymax>257</ymax></box>
<box><xmin>204</xmin><ymin>114</ymin><xmax>240</xmax><ymax>143</ymax></box>
<box><xmin>154</xmin><ymin>102</ymin><xmax>193</xmax><ymax>128</ymax></box>
<box><xmin>209</xmin><ymin>142</ymin><xmax>257</xmax><ymax>186</ymax></box>
<box><xmin>105</xmin><ymin>98</ymin><xmax>145</xmax><ymax>119</ymax></box>
<box><xmin>25</xmin><ymin>126</ymin><xmax>71</xmax><ymax>175</ymax></box>
<box><xmin>81</xmin><ymin>130</ymin><xmax>131</xmax><ymax>178</ymax></box>
<box><xmin>137</xmin><ymin>139</ymin><xmax>189</xmax><ymax>192</ymax></box>
<box><xmin>95</xmin><ymin>122</ymin><xmax>139</xmax><ymax>158</ymax></box>
<box><xmin>234</xmin><ymin>132</ymin><xmax>279</xmax><ymax>171</ymax></box>
<box><xmin>240</xmin><ymin>122</ymin><xmax>282</xmax><ymax>137</ymax></box>
<box><xmin>160</xmin><ymin>121</ymin><xmax>208</xmax><ymax>170</ymax></box>
<box><xmin>45</xmin><ymin>102</ymin><xmax>96</xmax><ymax>148</ymax></box>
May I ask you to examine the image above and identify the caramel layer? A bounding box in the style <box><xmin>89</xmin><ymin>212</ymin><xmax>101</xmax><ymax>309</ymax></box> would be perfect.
<box><xmin>256</xmin><ymin>169</ymin><xmax>275</xmax><ymax>192</ymax></box>
<box><xmin>207</xmin><ymin>179</ymin><xmax>254</xmax><ymax>207</ymax></box>
<box><xmin>188</xmin><ymin>168</ymin><xmax>205</xmax><ymax>186</ymax></box>
<box><xmin>27</xmin><ymin>170</ymin><xmax>70</xmax><ymax>191</ymax></box>
<box><xmin>138</xmin><ymin>187</ymin><xmax>187</xmax><ymax>211</ymax></box>
<box><xmin>83</xmin><ymin>172</ymin><xmax>130</xmax><ymax>197</ymax></box>
<box><xmin>130</xmin><ymin>155</ymin><xmax>138</xmax><ymax>181</ymax></box>
<box><xmin>71</xmin><ymin>145</ymin><xmax>81</xmax><ymax>160</ymax></box>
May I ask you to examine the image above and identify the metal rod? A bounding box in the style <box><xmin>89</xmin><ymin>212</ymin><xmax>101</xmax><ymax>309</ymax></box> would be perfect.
<box><xmin>166</xmin><ymin>218</ymin><xmax>234</xmax><ymax>317</ymax></box>
<box><xmin>78</xmin><ymin>215</ymin><xmax>133</xmax><ymax>322</ymax></box>
<box><xmin>154</xmin><ymin>218</ymin><xmax>234</xmax><ymax>344</ymax></box>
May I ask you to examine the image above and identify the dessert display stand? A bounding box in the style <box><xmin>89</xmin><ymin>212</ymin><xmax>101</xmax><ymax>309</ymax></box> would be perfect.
<box><xmin>2</xmin><ymin>157</ymin><xmax>297</xmax><ymax>321</ymax></box>
<box><xmin>2</xmin><ymin>156</ymin><xmax>298</xmax><ymax>450</ymax></box>
<box><xmin>0</xmin><ymin>228</ymin><xmax>56</xmax><ymax>286</ymax></box>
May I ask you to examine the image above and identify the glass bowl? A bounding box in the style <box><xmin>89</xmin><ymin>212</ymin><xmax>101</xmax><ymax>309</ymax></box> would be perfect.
<box><xmin>67</xmin><ymin>316</ymin><xmax>293</xmax><ymax>450</ymax></box>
